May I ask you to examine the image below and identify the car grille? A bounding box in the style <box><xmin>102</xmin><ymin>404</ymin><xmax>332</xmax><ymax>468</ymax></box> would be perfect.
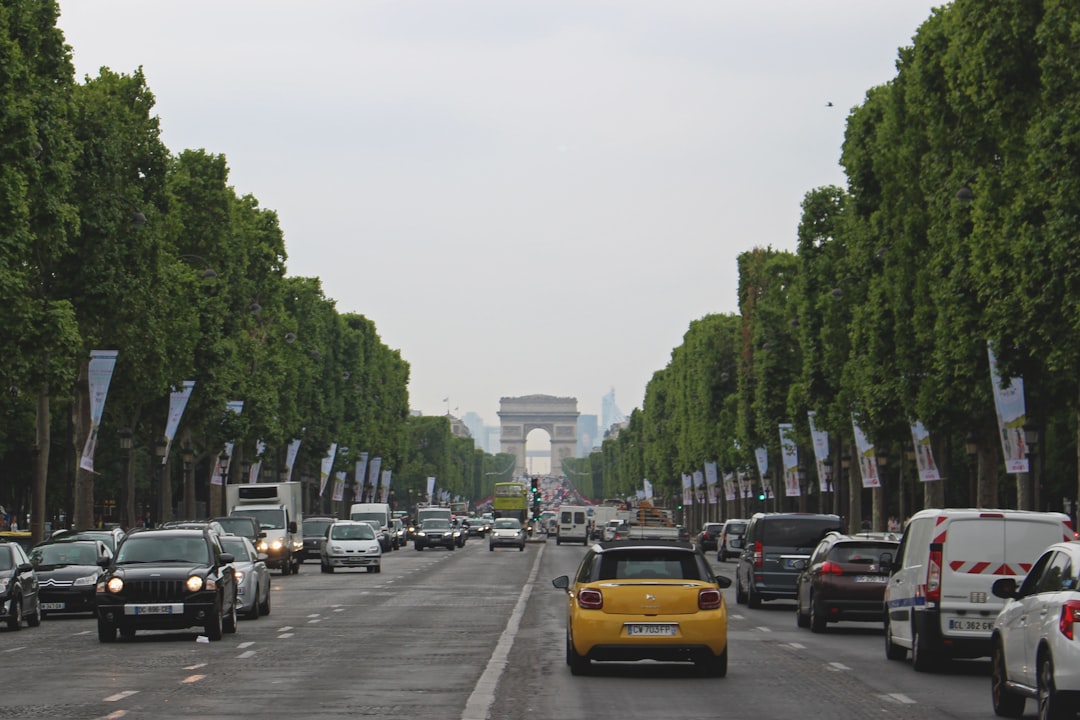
<box><xmin>124</xmin><ymin>579</ymin><xmax>186</xmax><ymax>602</ymax></box>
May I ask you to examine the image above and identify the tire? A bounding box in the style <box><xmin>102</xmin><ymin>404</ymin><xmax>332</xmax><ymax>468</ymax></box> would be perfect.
<box><xmin>556</xmin><ymin>537</ymin><xmax>561</xmax><ymax>546</ymax></box>
<box><xmin>280</xmin><ymin>561</ymin><xmax>290</xmax><ymax>576</ymax></box>
<box><xmin>698</xmin><ymin>647</ymin><xmax>728</xmax><ymax>678</ymax></box>
<box><xmin>717</xmin><ymin>552</ymin><xmax>725</xmax><ymax>563</ymax></box>
<box><xmin>415</xmin><ymin>545</ymin><xmax>423</xmax><ymax>551</ymax></box>
<box><xmin>259</xmin><ymin>588</ymin><xmax>271</xmax><ymax>617</ymax></box>
<box><xmin>373</xmin><ymin>565</ymin><xmax>381</xmax><ymax>573</ymax></box>
<box><xmin>6</xmin><ymin>595</ymin><xmax>22</xmax><ymax>630</ymax></box>
<box><xmin>1039</xmin><ymin>652</ymin><xmax>1072</xmax><ymax>720</ymax></box>
<box><xmin>991</xmin><ymin>641</ymin><xmax>1024</xmax><ymax>718</ymax></box>
<box><xmin>249</xmin><ymin>588</ymin><xmax>261</xmax><ymax>620</ymax></box>
<box><xmin>489</xmin><ymin>545</ymin><xmax>494</xmax><ymax>552</ymax></box>
<box><xmin>450</xmin><ymin>544</ymin><xmax>456</xmax><ymax>551</ymax></box>
<box><xmin>885</xmin><ymin>616</ymin><xmax>907</xmax><ymax>661</ymax></box>
<box><xmin>519</xmin><ymin>544</ymin><xmax>525</xmax><ymax>552</ymax></box>
<box><xmin>223</xmin><ymin>594</ymin><xmax>238</xmax><ymax>634</ymax></box>
<box><xmin>26</xmin><ymin>596</ymin><xmax>41</xmax><ymax>628</ymax></box>
<box><xmin>204</xmin><ymin>602</ymin><xmax>224</xmax><ymax>641</ymax></box>
<box><xmin>322</xmin><ymin>564</ymin><xmax>334</xmax><ymax>574</ymax></box>
<box><xmin>292</xmin><ymin>557</ymin><xmax>300</xmax><ymax>574</ymax></box>
<box><xmin>747</xmin><ymin>581</ymin><xmax>762</xmax><ymax>609</ymax></box>
<box><xmin>119</xmin><ymin>626</ymin><xmax>136</xmax><ymax>639</ymax></box>
<box><xmin>567</xmin><ymin>632</ymin><xmax>590</xmax><ymax>676</ymax></box>
<box><xmin>735</xmin><ymin>575</ymin><xmax>747</xmax><ymax>605</ymax></box>
<box><xmin>911</xmin><ymin>622</ymin><xmax>937</xmax><ymax>672</ymax></box>
<box><xmin>97</xmin><ymin>619</ymin><xmax>117</xmax><ymax>643</ymax></box>
<box><xmin>796</xmin><ymin>599</ymin><xmax>810</xmax><ymax>629</ymax></box>
<box><xmin>809</xmin><ymin>596</ymin><xmax>827</xmax><ymax>633</ymax></box>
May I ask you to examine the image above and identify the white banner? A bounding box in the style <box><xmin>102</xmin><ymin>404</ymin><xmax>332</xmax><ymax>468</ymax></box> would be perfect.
<box><xmin>162</xmin><ymin>380</ymin><xmax>195</xmax><ymax>466</ymax></box>
<box><xmin>319</xmin><ymin>443</ymin><xmax>337</xmax><ymax>497</ymax></box>
<box><xmin>779</xmin><ymin>423</ymin><xmax>800</xmax><ymax>497</ymax></box>
<box><xmin>808</xmin><ymin>411</ymin><xmax>831</xmax><ymax>492</ymax></box>
<box><xmin>426</xmin><ymin>476</ymin><xmax>436</xmax><ymax>501</ymax></box>
<box><xmin>367</xmin><ymin>457</ymin><xmax>383</xmax><ymax>501</ymax></box>
<box><xmin>681</xmin><ymin>473</ymin><xmax>693</xmax><ymax>506</ymax></box>
<box><xmin>988</xmin><ymin>344</ymin><xmax>1029</xmax><ymax>474</ymax></box>
<box><xmin>283</xmin><ymin>438</ymin><xmax>302</xmax><ymax>483</ymax></box>
<box><xmin>332</xmin><ymin>471</ymin><xmax>346</xmax><ymax>502</ymax></box>
<box><xmin>724</xmin><ymin>472</ymin><xmax>736</xmax><ymax>502</ymax></box>
<box><xmin>353</xmin><ymin>452</ymin><xmax>370</xmax><ymax>502</ymax></box>
<box><xmin>851</xmin><ymin>415</ymin><xmax>881</xmax><ymax>488</ymax></box>
<box><xmin>380</xmin><ymin>470</ymin><xmax>392</xmax><ymax>503</ymax></box>
<box><xmin>643</xmin><ymin>479</ymin><xmax>653</xmax><ymax>501</ymax></box>
<box><xmin>248</xmin><ymin>439</ymin><xmax>266</xmax><ymax>483</ymax></box>
<box><xmin>694</xmin><ymin>470</ymin><xmax>706</xmax><ymax>503</ymax></box>
<box><xmin>79</xmin><ymin>350</ymin><xmax>119</xmax><ymax>472</ymax></box>
<box><xmin>704</xmin><ymin>462</ymin><xmax>719</xmax><ymax>505</ymax></box>
<box><xmin>910</xmin><ymin>421</ymin><xmax>941</xmax><ymax>482</ymax></box>
<box><xmin>755</xmin><ymin>446</ymin><xmax>769</xmax><ymax>478</ymax></box>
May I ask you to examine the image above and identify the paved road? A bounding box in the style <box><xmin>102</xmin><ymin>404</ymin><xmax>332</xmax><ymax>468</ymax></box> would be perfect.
<box><xmin>0</xmin><ymin>537</ymin><xmax>1019</xmax><ymax>720</ymax></box>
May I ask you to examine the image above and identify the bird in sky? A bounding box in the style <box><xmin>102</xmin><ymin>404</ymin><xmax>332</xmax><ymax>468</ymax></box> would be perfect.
<box><xmin>826</xmin><ymin>101</ymin><xmax>834</xmax><ymax>107</ymax></box>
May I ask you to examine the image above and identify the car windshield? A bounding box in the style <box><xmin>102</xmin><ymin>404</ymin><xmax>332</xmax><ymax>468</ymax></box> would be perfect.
<box><xmin>422</xmin><ymin>520</ymin><xmax>450</xmax><ymax>530</ymax></box>
<box><xmin>598</xmin><ymin>550</ymin><xmax>705</xmax><ymax>581</ymax></box>
<box><xmin>331</xmin><ymin>524</ymin><xmax>376</xmax><ymax>541</ymax></box>
<box><xmin>0</xmin><ymin>548</ymin><xmax>12</xmax><ymax>571</ymax></box>
<box><xmin>494</xmin><ymin>519</ymin><xmax>521</xmax><ymax>530</ymax></box>
<box><xmin>219</xmin><ymin>537</ymin><xmax>252</xmax><ymax>561</ymax></box>
<box><xmin>305</xmin><ymin>519</ymin><xmax>333</xmax><ymax>537</ymax></box>
<box><xmin>116</xmin><ymin>536</ymin><xmax>210</xmax><ymax>564</ymax></box>
<box><xmin>31</xmin><ymin>542</ymin><xmax>97</xmax><ymax>566</ymax></box>
<box><xmin>215</xmin><ymin>518</ymin><xmax>255</xmax><ymax>536</ymax></box>
<box><xmin>240</xmin><ymin>509</ymin><xmax>286</xmax><ymax>530</ymax></box>
<box><xmin>725</xmin><ymin>522</ymin><xmax>746</xmax><ymax>535</ymax></box>
<box><xmin>54</xmin><ymin>531</ymin><xmax>116</xmax><ymax>551</ymax></box>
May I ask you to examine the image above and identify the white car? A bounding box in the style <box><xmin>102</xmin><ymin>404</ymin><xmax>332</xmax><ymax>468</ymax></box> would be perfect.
<box><xmin>489</xmin><ymin>518</ymin><xmax>526</xmax><ymax>551</ymax></box>
<box><xmin>991</xmin><ymin>540</ymin><xmax>1080</xmax><ymax>719</ymax></box>
<box><xmin>320</xmin><ymin>521</ymin><xmax>382</xmax><ymax>573</ymax></box>
<box><xmin>219</xmin><ymin>534</ymin><xmax>271</xmax><ymax>619</ymax></box>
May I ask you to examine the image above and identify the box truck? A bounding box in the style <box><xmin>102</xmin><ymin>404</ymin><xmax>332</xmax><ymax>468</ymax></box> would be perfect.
<box><xmin>227</xmin><ymin>482</ymin><xmax>303</xmax><ymax>575</ymax></box>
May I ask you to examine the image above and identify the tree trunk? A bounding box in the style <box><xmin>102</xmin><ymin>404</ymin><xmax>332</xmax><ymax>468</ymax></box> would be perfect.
<box><xmin>31</xmin><ymin>384</ymin><xmax>50</xmax><ymax>545</ymax></box>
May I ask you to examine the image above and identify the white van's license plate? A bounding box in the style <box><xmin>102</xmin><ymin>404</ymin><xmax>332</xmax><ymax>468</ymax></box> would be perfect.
<box><xmin>626</xmin><ymin>624</ymin><xmax>677</xmax><ymax>636</ymax></box>
<box><xmin>947</xmin><ymin>617</ymin><xmax>994</xmax><ymax>632</ymax></box>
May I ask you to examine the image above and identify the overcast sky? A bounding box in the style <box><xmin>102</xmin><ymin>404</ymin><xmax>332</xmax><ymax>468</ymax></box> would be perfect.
<box><xmin>56</xmin><ymin>0</ymin><xmax>942</xmax><ymax>429</ymax></box>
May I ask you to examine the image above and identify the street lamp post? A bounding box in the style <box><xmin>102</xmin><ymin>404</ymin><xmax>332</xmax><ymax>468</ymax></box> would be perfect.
<box><xmin>840</xmin><ymin>453</ymin><xmax>851</xmax><ymax>532</ymax></box>
<box><xmin>154</xmin><ymin>437</ymin><xmax>168</xmax><ymax>527</ymax></box>
<box><xmin>1024</xmin><ymin>424</ymin><xmax>1039</xmax><ymax>512</ymax></box>
<box><xmin>218</xmin><ymin>450</ymin><xmax>231</xmax><ymax>516</ymax></box>
<box><xmin>182</xmin><ymin>442</ymin><xmax>195</xmax><ymax>520</ymax></box>
<box><xmin>117</xmin><ymin>427</ymin><xmax>133</xmax><ymax>529</ymax></box>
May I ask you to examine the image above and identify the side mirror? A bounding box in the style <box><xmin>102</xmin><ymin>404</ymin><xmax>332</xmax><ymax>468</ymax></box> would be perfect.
<box><xmin>17</xmin><ymin>562</ymin><xmax>33</xmax><ymax>573</ymax></box>
<box><xmin>715</xmin><ymin>576</ymin><xmax>733</xmax><ymax>589</ymax></box>
<box><xmin>288</xmin><ymin>521</ymin><xmax>298</xmax><ymax>534</ymax></box>
<box><xmin>992</xmin><ymin>577</ymin><xmax>1019</xmax><ymax>600</ymax></box>
<box><xmin>258</xmin><ymin>531</ymin><xmax>267</xmax><ymax>539</ymax></box>
<box><xmin>219</xmin><ymin>553</ymin><xmax>235</xmax><ymax>564</ymax></box>
<box><xmin>257</xmin><ymin>552</ymin><xmax>269</xmax><ymax>562</ymax></box>
<box><xmin>97</xmin><ymin>557</ymin><xmax>111</xmax><ymax>568</ymax></box>
<box><xmin>552</xmin><ymin>575</ymin><xmax>570</xmax><ymax>590</ymax></box>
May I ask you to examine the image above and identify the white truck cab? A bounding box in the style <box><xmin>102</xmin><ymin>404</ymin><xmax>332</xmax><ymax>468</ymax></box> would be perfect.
<box><xmin>227</xmin><ymin>482</ymin><xmax>303</xmax><ymax>575</ymax></box>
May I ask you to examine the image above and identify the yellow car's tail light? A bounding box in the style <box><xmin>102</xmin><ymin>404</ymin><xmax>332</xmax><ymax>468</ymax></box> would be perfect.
<box><xmin>698</xmin><ymin>588</ymin><xmax>722</xmax><ymax>610</ymax></box>
<box><xmin>578</xmin><ymin>588</ymin><xmax>603</xmax><ymax>609</ymax></box>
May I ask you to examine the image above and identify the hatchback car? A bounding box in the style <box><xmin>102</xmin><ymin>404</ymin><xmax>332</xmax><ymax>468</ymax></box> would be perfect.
<box><xmin>29</xmin><ymin>539</ymin><xmax>111</xmax><ymax>617</ymax></box>
<box><xmin>301</xmin><ymin>516</ymin><xmax>336</xmax><ymax>562</ymax></box>
<box><xmin>320</xmin><ymin>521</ymin><xmax>382</xmax><ymax>573</ymax></box>
<box><xmin>415</xmin><ymin>519</ymin><xmax>456</xmax><ymax>551</ymax></box>
<box><xmin>551</xmin><ymin>540</ymin><xmax>731</xmax><ymax>676</ymax></box>
<box><xmin>990</xmin><ymin>540</ymin><xmax>1080</xmax><ymax>719</ymax></box>
<box><xmin>489</xmin><ymin>518</ymin><xmax>526</xmax><ymax>551</ymax></box>
<box><xmin>210</xmin><ymin>516</ymin><xmax>265</xmax><ymax>547</ymax></box>
<box><xmin>718</xmin><ymin>519</ymin><xmax>748</xmax><ymax>561</ymax></box>
<box><xmin>794</xmin><ymin>532</ymin><xmax>897</xmax><ymax>632</ymax></box>
<box><xmin>49</xmin><ymin>527</ymin><xmax>126</xmax><ymax>554</ymax></box>
<box><xmin>696</xmin><ymin>523</ymin><xmax>725</xmax><ymax>552</ymax></box>
<box><xmin>219</xmin><ymin>535</ymin><xmax>271</xmax><ymax>618</ymax></box>
<box><xmin>0</xmin><ymin>541</ymin><xmax>41</xmax><ymax>630</ymax></box>
<box><xmin>95</xmin><ymin>528</ymin><xmax>238</xmax><ymax>642</ymax></box>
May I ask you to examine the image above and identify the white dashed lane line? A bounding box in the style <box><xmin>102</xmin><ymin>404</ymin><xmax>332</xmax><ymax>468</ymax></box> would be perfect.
<box><xmin>103</xmin><ymin>691</ymin><xmax>139</xmax><ymax>702</ymax></box>
<box><xmin>827</xmin><ymin>662</ymin><xmax>851</xmax><ymax>671</ymax></box>
<box><xmin>182</xmin><ymin>674</ymin><xmax>205</xmax><ymax>684</ymax></box>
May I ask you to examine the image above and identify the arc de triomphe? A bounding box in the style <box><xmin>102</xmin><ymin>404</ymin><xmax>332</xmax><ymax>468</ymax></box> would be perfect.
<box><xmin>498</xmin><ymin>395</ymin><xmax>579</xmax><ymax>476</ymax></box>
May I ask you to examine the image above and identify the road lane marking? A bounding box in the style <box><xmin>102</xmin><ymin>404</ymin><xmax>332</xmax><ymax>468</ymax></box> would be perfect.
<box><xmin>755</xmin><ymin>626</ymin><xmax>772</xmax><ymax>632</ymax></box>
<box><xmin>306</xmin><ymin>614</ymin><xmax>320</xmax><ymax>618</ymax></box>
<box><xmin>277</xmin><ymin>626</ymin><xmax>293</xmax><ymax>632</ymax></box>
<box><xmin>103</xmin><ymin>691</ymin><xmax>139</xmax><ymax>702</ymax></box>
<box><xmin>182</xmin><ymin>675</ymin><xmax>205</xmax><ymax>684</ymax></box>
<box><xmin>333</xmin><ymin>607</ymin><xmax>345</xmax><ymax>612</ymax></box>
<box><xmin>3</xmin><ymin>646</ymin><xmax>27</xmax><ymax>653</ymax></box>
<box><xmin>308</xmin><ymin>618</ymin><xmax>321</xmax><ymax>624</ymax></box>
<box><xmin>882</xmin><ymin>693</ymin><xmax>916</xmax><ymax>704</ymax></box>
<box><xmin>237</xmin><ymin>650</ymin><xmax>256</xmax><ymax>659</ymax></box>
<box><xmin>278</xmin><ymin>632</ymin><xmax>294</xmax><ymax>638</ymax></box>
<box><xmin>827</xmin><ymin>662</ymin><xmax>850</xmax><ymax>671</ymax></box>
<box><xmin>95</xmin><ymin>712</ymin><xmax>128</xmax><ymax>719</ymax></box>
<box><xmin>238</xmin><ymin>641</ymin><xmax>255</xmax><ymax>648</ymax></box>
<box><xmin>786</xmin><ymin>642</ymin><xmax>806</xmax><ymax>649</ymax></box>
<box><xmin>461</xmin><ymin>542</ymin><xmax>545</xmax><ymax>720</ymax></box>
<box><xmin>184</xmin><ymin>663</ymin><xmax>207</xmax><ymax>670</ymax></box>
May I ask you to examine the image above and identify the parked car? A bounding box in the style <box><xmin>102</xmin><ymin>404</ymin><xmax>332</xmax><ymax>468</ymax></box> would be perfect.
<box><xmin>48</xmin><ymin>527</ymin><xmax>126</xmax><ymax>554</ymax></box>
<box><xmin>884</xmin><ymin>508</ymin><xmax>1073</xmax><ymax>672</ymax></box>
<box><xmin>794</xmin><ymin>532</ymin><xmax>898</xmax><ymax>632</ymax></box>
<box><xmin>95</xmin><ymin>528</ymin><xmax>238</xmax><ymax>642</ymax></box>
<box><xmin>29</xmin><ymin>539</ymin><xmax>111</xmax><ymax>617</ymax></box>
<box><xmin>718</xmin><ymin>519</ymin><xmax>748</xmax><ymax>561</ymax></box>
<box><xmin>301</xmin><ymin>516</ymin><xmax>336</xmax><ymax>562</ymax></box>
<box><xmin>320</xmin><ymin>521</ymin><xmax>381</xmax><ymax>573</ymax></box>
<box><xmin>391</xmin><ymin>518</ymin><xmax>408</xmax><ymax>548</ymax></box>
<box><xmin>489</xmin><ymin>518</ymin><xmax>526</xmax><ymax>551</ymax></box>
<box><xmin>219</xmin><ymin>534</ymin><xmax>270</xmax><ymax>619</ymax></box>
<box><xmin>696</xmin><ymin>523</ymin><xmax>725</xmax><ymax>552</ymax></box>
<box><xmin>210</xmin><ymin>515</ymin><xmax>265</xmax><ymax>546</ymax></box>
<box><xmin>0</xmin><ymin>541</ymin><xmax>41</xmax><ymax>630</ymax></box>
<box><xmin>552</xmin><ymin>540</ymin><xmax>731</xmax><ymax>676</ymax></box>
<box><xmin>414</xmin><ymin>519</ymin><xmax>456</xmax><ymax>551</ymax></box>
<box><xmin>0</xmin><ymin>531</ymin><xmax>33</xmax><ymax>553</ymax></box>
<box><xmin>990</xmin><ymin>539</ymin><xmax>1080</xmax><ymax>718</ymax></box>
<box><xmin>735</xmin><ymin>512</ymin><xmax>843</xmax><ymax>608</ymax></box>
<box><xmin>453</xmin><ymin>520</ymin><xmax>468</xmax><ymax>547</ymax></box>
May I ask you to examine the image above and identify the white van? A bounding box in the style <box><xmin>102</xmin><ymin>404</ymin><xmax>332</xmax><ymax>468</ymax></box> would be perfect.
<box><xmin>556</xmin><ymin>505</ymin><xmax>590</xmax><ymax>545</ymax></box>
<box><xmin>883</xmin><ymin>508</ymin><xmax>1074</xmax><ymax>671</ymax></box>
<box><xmin>349</xmin><ymin>502</ymin><xmax>394</xmax><ymax>551</ymax></box>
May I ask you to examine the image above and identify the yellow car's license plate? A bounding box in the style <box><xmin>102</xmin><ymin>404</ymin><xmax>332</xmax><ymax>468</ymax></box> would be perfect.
<box><xmin>626</xmin><ymin>624</ymin><xmax>677</xmax><ymax>636</ymax></box>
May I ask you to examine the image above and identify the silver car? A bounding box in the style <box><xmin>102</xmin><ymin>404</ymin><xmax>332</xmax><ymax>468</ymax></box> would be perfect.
<box><xmin>321</xmin><ymin>521</ymin><xmax>382</xmax><ymax>572</ymax></box>
<box><xmin>489</xmin><ymin>518</ymin><xmax>526</xmax><ymax>551</ymax></box>
<box><xmin>220</xmin><ymin>535</ymin><xmax>270</xmax><ymax>619</ymax></box>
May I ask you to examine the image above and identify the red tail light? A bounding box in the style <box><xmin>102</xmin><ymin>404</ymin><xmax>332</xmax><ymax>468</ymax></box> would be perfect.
<box><xmin>820</xmin><ymin>561</ymin><xmax>843</xmax><ymax>576</ymax></box>
<box><xmin>753</xmin><ymin>540</ymin><xmax>763</xmax><ymax>568</ymax></box>
<box><xmin>699</xmin><ymin>588</ymin><xmax>722</xmax><ymax>610</ymax></box>
<box><xmin>1060</xmin><ymin>601</ymin><xmax>1080</xmax><ymax>640</ymax></box>
<box><xmin>577</xmin><ymin>588</ymin><xmax>603</xmax><ymax>610</ymax></box>
<box><xmin>926</xmin><ymin>547</ymin><xmax>942</xmax><ymax>604</ymax></box>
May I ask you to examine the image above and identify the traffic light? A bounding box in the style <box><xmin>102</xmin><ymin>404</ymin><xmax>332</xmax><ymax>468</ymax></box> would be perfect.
<box><xmin>530</xmin><ymin>477</ymin><xmax>540</xmax><ymax>495</ymax></box>
<box><xmin>757</xmin><ymin>491</ymin><xmax>766</xmax><ymax>501</ymax></box>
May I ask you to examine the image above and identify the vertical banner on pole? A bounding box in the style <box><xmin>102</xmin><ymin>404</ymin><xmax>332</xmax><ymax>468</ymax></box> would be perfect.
<box><xmin>353</xmin><ymin>453</ymin><xmax>370</xmax><ymax>502</ymax></box>
<box><xmin>779</xmin><ymin>423</ymin><xmax>800</xmax><ymax>497</ymax></box>
<box><xmin>851</xmin><ymin>415</ymin><xmax>881</xmax><ymax>488</ymax></box>
<box><xmin>319</xmin><ymin>443</ymin><xmax>337</xmax><ymax>497</ymax></box>
<box><xmin>988</xmin><ymin>344</ymin><xmax>1029</xmax><ymax>474</ymax></box>
<box><xmin>910</xmin><ymin>421</ymin><xmax>941</xmax><ymax>482</ymax></box>
<box><xmin>80</xmin><ymin>350</ymin><xmax>120</xmax><ymax>472</ymax></box>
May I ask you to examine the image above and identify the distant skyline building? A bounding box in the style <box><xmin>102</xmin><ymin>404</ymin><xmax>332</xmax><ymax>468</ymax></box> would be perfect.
<box><xmin>577</xmin><ymin>414</ymin><xmax>599</xmax><ymax>456</ymax></box>
<box><xmin>601</xmin><ymin>387</ymin><xmax>625</xmax><ymax>435</ymax></box>
<box><xmin>461</xmin><ymin>411</ymin><xmax>500</xmax><ymax>454</ymax></box>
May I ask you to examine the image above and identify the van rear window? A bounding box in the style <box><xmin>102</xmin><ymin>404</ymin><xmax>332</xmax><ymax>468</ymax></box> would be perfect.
<box><xmin>762</xmin><ymin>517</ymin><xmax>841</xmax><ymax>548</ymax></box>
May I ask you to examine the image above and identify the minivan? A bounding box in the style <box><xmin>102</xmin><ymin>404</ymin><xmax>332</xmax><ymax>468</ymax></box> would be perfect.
<box><xmin>883</xmin><ymin>508</ymin><xmax>1074</xmax><ymax>672</ymax></box>
<box><xmin>734</xmin><ymin>512</ymin><xmax>843</xmax><ymax>608</ymax></box>
<box><xmin>556</xmin><ymin>506</ymin><xmax>590</xmax><ymax>545</ymax></box>
<box><xmin>718</xmin><ymin>518</ymin><xmax>748</xmax><ymax>561</ymax></box>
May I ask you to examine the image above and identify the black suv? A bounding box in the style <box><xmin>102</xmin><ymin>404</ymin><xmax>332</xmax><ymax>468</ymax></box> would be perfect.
<box><xmin>734</xmin><ymin>512</ymin><xmax>843</xmax><ymax>608</ymax></box>
<box><xmin>95</xmin><ymin>528</ymin><xmax>238</xmax><ymax>642</ymax></box>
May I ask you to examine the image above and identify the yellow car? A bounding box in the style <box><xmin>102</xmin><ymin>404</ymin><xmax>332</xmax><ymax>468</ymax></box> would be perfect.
<box><xmin>552</xmin><ymin>540</ymin><xmax>731</xmax><ymax>676</ymax></box>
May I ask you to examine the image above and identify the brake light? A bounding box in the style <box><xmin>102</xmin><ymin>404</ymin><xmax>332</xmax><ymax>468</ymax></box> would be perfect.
<box><xmin>926</xmin><ymin>547</ymin><xmax>942</xmax><ymax>604</ymax></box>
<box><xmin>1060</xmin><ymin>601</ymin><xmax>1080</xmax><ymax>640</ymax></box>
<box><xmin>699</xmin><ymin>588</ymin><xmax>722</xmax><ymax>610</ymax></box>
<box><xmin>753</xmin><ymin>540</ymin><xmax>763</xmax><ymax>568</ymax></box>
<box><xmin>577</xmin><ymin>588</ymin><xmax>603</xmax><ymax>610</ymax></box>
<box><xmin>820</xmin><ymin>561</ymin><xmax>843</xmax><ymax>576</ymax></box>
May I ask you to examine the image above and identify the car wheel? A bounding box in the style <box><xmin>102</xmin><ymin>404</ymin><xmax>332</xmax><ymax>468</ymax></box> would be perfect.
<box><xmin>374</xmin><ymin>565</ymin><xmax>381</xmax><ymax>574</ymax></box>
<box><xmin>885</xmin><ymin>616</ymin><xmax>906</xmax><ymax>661</ymax></box>
<box><xmin>566</xmin><ymin>632</ymin><xmax>590</xmax><ymax>676</ymax></box>
<box><xmin>991</xmin><ymin>640</ymin><xmax>1024</xmax><ymax>718</ymax></box>
<box><xmin>415</xmin><ymin>544</ymin><xmax>423</xmax><ymax>551</ymax></box>
<box><xmin>556</xmin><ymin>537</ymin><xmax>561</xmax><ymax>545</ymax></box>
<box><xmin>292</xmin><ymin>558</ymin><xmax>300</xmax><ymax>574</ymax></box>
<box><xmin>249</xmin><ymin>588</ymin><xmax>261</xmax><ymax>619</ymax></box>
<box><xmin>697</xmin><ymin>646</ymin><xmax>727</xmax><ymax>678</ymax></box>
<box><xmin>259</xmin><ymin>588</ymin><xmax>271</xmax><ymax>617</ymax></box>
<box><xmin>809</xmin><ymin>596</ymin><xmax>827</xmax><ymax>633</ymax></box>
<box><xmin>911</xmin><ymin>622</ymin><xmax>937</xmax><ymax>672</ymax></box>
<box><xmin>119</xmin><ymin>625</ymin><xmax>136</xmax><ymax>639</ymax></box>
<box><xmin>747</xmin><ymin>580</ymin><xmax>761</xmax><ymax>609</ymax></box>
<box><xmin>205</xmin><ymin>602</ymin><xmax>224</xmax><ymax>641</ymax></box>
<box><xmin>489</xmin><ymin>545</ymin><xmax>494</xmax><ymax>551</ymax></box>
<box><xmin>6</xmin><ymin>594</ymin><xmax>22</xmax><ymax>630</ymax></box>
<box><xmin>97</xmin><ymin>619</ymin><xmax>117</xmax><ymax>643</ymax></box>
<box><xmin>795</xmin><ymin>598</ymin><xmax>810</xmax><ymax>629</ymax></box>
<box><xmin>223</xmin><ymin>594</ymin><xmax>238</xmax><ymax>634</ymax></box>
<box><xmin>717</xmin><ymin>552</ymin><xmax>725</xmax><ymax>563</ymax></box>
<box><xmin>735</xmin><ymin>575</ymin><xmax>747</xmax><ymax>605</ymax></box>
<box><xmin>1038</xmin><ymin>651</ymin><xmax>1072</xmax><ymax>720</ymax></box>
<box><xmin>26</xmin><ymin>595</ymin><xmax>41</xmax><ymax>627</ymax></box>
<box><xmin>450</xmin><ymin>544</ymin><xmax>456</xmax><ymax>551</ymax></box>
<box><xmin>519</xmin><ymin>544</ymin><xmax>525</xmax><ymax>551</ymax></box>
<box><xmin>322</xmin><ymin>564</ymin><xmax>334</xmax><ymax>573</ymax></box>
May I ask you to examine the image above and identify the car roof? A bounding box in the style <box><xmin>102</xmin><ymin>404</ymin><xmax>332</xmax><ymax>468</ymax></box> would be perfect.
<box><xmin>595</xmin><ymin>540</ymin><xmax>696</xmax><ymax>552</ymax></box>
